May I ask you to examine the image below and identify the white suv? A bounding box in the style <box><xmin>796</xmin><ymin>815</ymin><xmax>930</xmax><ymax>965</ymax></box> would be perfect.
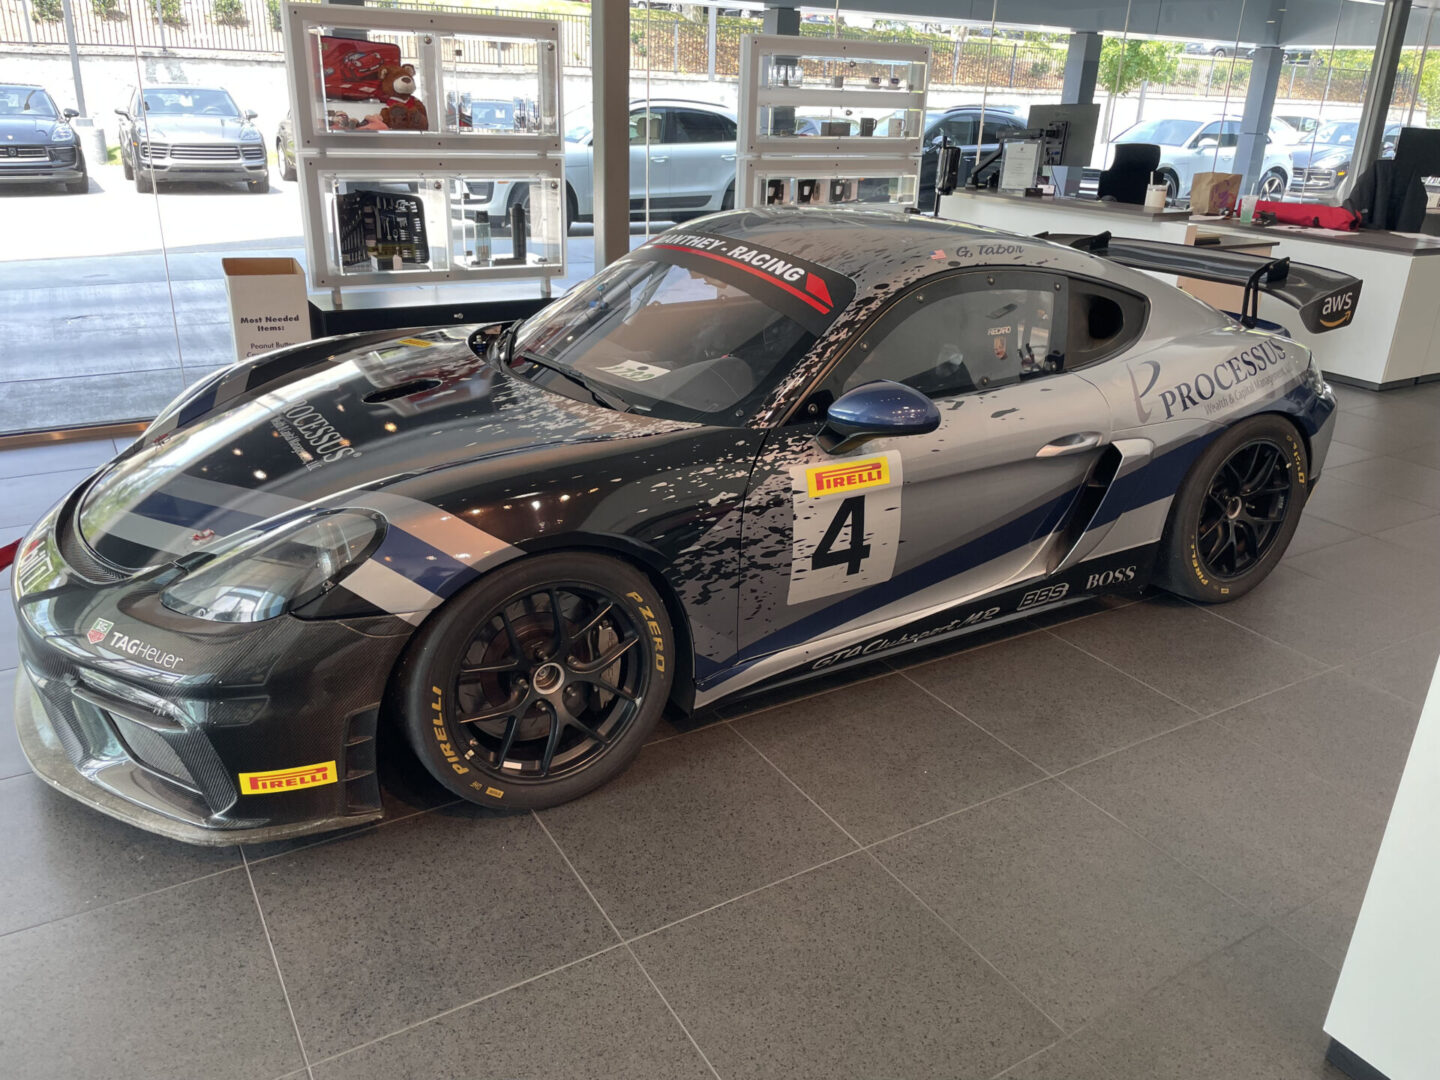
<box><xmin>1111</xmin><ymin>116</ymin><xmax>1294</xmax><ymax>201</ymax></box>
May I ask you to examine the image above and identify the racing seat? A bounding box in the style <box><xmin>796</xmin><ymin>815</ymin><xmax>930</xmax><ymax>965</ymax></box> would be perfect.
<box><xmin>1098</xmin><ymin>143</ymin><xmax>1160</xmax><ymax>205</ymax></box>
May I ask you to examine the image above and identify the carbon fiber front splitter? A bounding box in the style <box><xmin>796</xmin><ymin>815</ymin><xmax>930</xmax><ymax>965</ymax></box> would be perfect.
<box><xmin>13</xmin><ymin>669</ymin><xmax>382</xmax><ymax>847</ymax></box>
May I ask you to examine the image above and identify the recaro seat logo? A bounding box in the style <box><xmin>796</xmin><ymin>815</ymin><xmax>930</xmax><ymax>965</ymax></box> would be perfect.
<box><xmin>805</xmin><ymin>457</ymin><xmax>891</xmax><ymax>498</ymax></box>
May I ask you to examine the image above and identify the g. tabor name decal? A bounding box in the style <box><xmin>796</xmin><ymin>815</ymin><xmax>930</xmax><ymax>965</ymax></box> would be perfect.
<box><xmin>239</xmin><ymin>761</ymin><xmax>338</xmax><ymax>794</ymax></box>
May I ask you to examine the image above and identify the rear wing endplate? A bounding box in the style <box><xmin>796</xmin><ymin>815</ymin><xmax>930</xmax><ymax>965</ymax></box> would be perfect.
<box><xmin>1040</xmin><ymin>231</ymin><xmax>1361</xmax><ymax>334</ymax></box>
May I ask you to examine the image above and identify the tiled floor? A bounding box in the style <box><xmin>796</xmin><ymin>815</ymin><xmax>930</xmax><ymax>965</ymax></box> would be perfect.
<box><xmin>3</xmin><ymin>385</ymin><xmax>1439</xmax><ymax>1080</ymax></box>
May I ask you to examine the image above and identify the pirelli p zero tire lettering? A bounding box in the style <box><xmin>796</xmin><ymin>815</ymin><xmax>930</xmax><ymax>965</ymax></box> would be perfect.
<box><xmin>393</xmin><ymin>553</ymin><xmax>674</xmax><ymax>810</ymax></box>
<box><xmin>1157</xmin><ymin>415</ymin><xmax>1309</xmax><ymax>603</ymax></box>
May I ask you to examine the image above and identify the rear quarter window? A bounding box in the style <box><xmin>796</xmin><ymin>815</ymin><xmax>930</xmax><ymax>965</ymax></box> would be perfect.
<box><xmin>1066</xmin><ymin>279</ymin><xmax>1149</xmax><ymax>370</ymax></box>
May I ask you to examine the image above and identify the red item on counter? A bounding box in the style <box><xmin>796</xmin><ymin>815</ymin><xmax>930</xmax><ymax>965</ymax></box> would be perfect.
<box><xmin>0</xmin><ymin>538</ymin><xmax>18</xmax><ymax>573</ymax></box>
<box><xmin>319</xmin><ymin>37</ymin><xmax>402</xmax><ymax>102</ymax></box>
<box><xmin>1255</xmin><ymin>201</ymin><xmax>1362</xmax><ymax>231</ymax></box>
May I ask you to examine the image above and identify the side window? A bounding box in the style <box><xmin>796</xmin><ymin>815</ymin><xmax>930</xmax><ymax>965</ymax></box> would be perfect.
<box><xmin>980</xmin><ymin>118</ymin><xmax>1014</xmax><ymax>144</ymax></box>
<box><xmin>671</xmin><ymin>109</ymin><xmax>736</xmax><ymax>143</ymax></box>
<box><xmin>939</xmin><ymin>115</ymin><xmax>978</xmax><ymax>145</ymax></box>
<box><xmin>629</xmin><ymin>109</ymin><xmax>665</xmax><ymax>145</ymax></box>
<box><xmin>1193</xmin><ymin>121</ymin><xmax>1221</xmax><ymax>146</ymax></box>
<box><xmin>837</xmin><ymin>273</ymin><xmax>1065</xmax><ymax>400</ymax></box>
<box><xmin>1218</xmin><ymin>121</ymin><xmax>1241</xmax><ymax>149</ymax></box>
<box><xmin>1066</xmin><ymin>279</ymin><xmax>1148</xmax><ymax>369</ymax></box>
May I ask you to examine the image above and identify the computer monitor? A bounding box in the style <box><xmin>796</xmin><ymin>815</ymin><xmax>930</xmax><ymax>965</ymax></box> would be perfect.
<box><xmin>1025</xmin><ymin>103</ymin><xmax>1101</xmax><ymax>167</ymax></box>
<box><xmin>1394</xmin><ymin>126</ymin><xmax>1440</xmax><ymax>177</ymax></box>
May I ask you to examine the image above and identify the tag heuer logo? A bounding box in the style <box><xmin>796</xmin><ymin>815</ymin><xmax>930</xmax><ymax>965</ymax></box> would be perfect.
<box><xmin>86</xmin><ymin>618</ymin><xmax>113</xmax><ymax>645</ymax></box>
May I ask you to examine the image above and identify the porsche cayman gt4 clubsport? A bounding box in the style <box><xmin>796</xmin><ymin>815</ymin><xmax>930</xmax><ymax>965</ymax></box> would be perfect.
<box><xmin>12</xmin><ymin>208</ymin><xmax>1353</xmax><ymax>844</ymax></box>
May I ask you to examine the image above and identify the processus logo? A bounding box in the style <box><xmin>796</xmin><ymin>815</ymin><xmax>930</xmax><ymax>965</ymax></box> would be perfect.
<box><xmin>271</xmin><ymin>399</ymin><xmax>360</xmax><ymax>470</ymax></box>
<box><xmin>1128</xmin><ymin>338</ymin><xmax>1289</xmax><ymax>423</ymax></box>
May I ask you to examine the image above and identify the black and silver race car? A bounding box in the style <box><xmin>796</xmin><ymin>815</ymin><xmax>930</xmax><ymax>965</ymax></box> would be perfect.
<box><xmin>11</xmin><ymin>209</ymin><xmax>1354</xmax><ymax>844</ymax></box>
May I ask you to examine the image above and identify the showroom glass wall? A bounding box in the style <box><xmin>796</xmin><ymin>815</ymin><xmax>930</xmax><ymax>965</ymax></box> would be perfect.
<box><xmin>3</xmin><ymin>0</ymin><xmax>1429</xmax><ymax>438</ymax></box>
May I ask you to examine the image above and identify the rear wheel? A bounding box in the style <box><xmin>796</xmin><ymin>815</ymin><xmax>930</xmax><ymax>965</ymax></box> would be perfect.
<box><xmin>721</xmin><ymin>181</ymin><xmax>735</xmax><ymax>210</ymax></box>
<box><xmin>1155</xmin><ymin>415</ymin><xmax>1309</xmax><ymax>602</ymax></box>
<box><xmin>1159</xmin><ymin>169</ymin><xmax>1180</xmax><ymax>203</ymax></box>
<box><xmin>394</xmin><ymin>553</ymin><xmax>674</xmax><ymax>810</ymax></box>
<box><xmin>278</xmin><ymin>142</ymin><xmax>296</xmax><ymax>181</ymax></box>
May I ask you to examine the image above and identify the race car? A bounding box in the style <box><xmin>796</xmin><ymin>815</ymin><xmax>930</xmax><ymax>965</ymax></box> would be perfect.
<box><xmin>11</xmin><ymin>208</ymin><xmax>1353</xmax><ymax>845</ymax></box>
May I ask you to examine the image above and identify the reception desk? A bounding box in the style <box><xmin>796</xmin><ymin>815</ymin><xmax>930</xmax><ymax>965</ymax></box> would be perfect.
<box><xmin>939</xmin><ymin>188</ymin><xmax>1440</xmax><ymax>389</ymax></box>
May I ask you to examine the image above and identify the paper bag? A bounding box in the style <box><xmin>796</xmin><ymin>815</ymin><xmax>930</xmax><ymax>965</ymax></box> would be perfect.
<box><xmin>1190</xmin><ymin>171</ymin><xmax>1243</xmax><ymax>214</ymax></box>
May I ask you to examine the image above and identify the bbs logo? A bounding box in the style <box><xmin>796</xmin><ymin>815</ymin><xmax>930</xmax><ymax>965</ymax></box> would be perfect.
<box><xmin>1086</xmin><ymin>565</ymin><xmax>1137</xmax><ymax>589</ymax></box>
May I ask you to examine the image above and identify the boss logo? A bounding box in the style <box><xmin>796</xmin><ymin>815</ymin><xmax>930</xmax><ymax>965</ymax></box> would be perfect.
<box><xmin>1086</xmin><ymin>565</ymin><xmax>1137</xmax><ymax>590</ymax></box>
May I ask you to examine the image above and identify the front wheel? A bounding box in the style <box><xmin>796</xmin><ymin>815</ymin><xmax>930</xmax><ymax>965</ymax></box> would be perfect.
<box><xmin>248</xmin><ymin>172</ymin><xmax>270</xmax><ymax>194</ymax></box>
<box><xmin>393</xmin><ymin>553</ymin><xmax>675</xmax><ymax>810</ymax></box>
<box><xmin>1155</xmin><ymin>415</ymin><xmax>1309</xmax><ymax>603</ymax></box>
<box><xmin>65</xmin><ymin>173</ymin><xmax>89</xmax><ymax>194</ymax></box>
<box><xmin>279</xmin><ymin>143</ymin><xmax>296</xmax><ymax>181</ymax></box>
<box><xmin>1258</xmin><ymin>168</ymin><xmax>1286</xmax><ymax>200</ymax></box>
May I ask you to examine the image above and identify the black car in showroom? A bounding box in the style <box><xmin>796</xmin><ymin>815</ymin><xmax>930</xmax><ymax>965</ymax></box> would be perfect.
<box><xmin>0</xmin><ymin>83</ymin><xmax>88</xmax><ymax>194</ymax></box>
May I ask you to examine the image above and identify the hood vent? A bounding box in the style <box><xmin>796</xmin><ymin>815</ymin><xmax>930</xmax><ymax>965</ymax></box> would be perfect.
<box><xmin>362</xmin><ymin>379</ymin><xmax>442</xmax><ymax>404</ymax></box>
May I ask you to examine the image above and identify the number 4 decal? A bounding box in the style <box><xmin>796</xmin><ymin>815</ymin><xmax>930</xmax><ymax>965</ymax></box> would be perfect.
<box><xmin>787</xmin><ymin>450</ymin><xmax>903</xmax><ymax>605</ymax></box>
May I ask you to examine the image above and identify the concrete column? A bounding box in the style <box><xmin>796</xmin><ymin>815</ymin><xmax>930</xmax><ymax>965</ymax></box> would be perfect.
<box><xmin>1344</xmin><ymin>0</ymin><xmax>1413</xmax><ymax>203</ymax></box>
<box><xmin>1061</xmin><ymin>31</ymin><xmax>1102</xmax><ymax>105</ymax></box>
<box><xmin>593</xmin><ymin>0</ymin><xmax>631</xmax><ymax>268</ymax></box>
<box><xmin>762</xmin><ymin>5</ymin><xmax>799</xmax><ymax>36</ymax></box>
<box><xmin>1234</xmin><ymin>45</ymin><xmax>1284</xmax><ymax>195</ymax></box>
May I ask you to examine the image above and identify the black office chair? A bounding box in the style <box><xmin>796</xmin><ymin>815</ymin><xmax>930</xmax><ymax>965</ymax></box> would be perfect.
<box><xmin>1346</xmin><ymin>158</ymin><xmax>1428</xmax><ymax>231</ymax></box>
<box><xmin>1098</xmin><ymin>143</ymin><xmax>1161</xmax><ymax>205</ymax></box>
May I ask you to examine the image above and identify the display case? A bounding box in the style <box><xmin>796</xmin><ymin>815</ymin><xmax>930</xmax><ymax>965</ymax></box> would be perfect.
<box><xmin>737</xmin><ymin>34</ymin><xmax>929</xmax><ymax>181</ymax></box>
<box><xmin>746</xmin><ymin>159</ymin><xmax>920</xmax><ymax>211</ymax></box>
<box><xmin>282</xmin><ymin>3</ymin><xmax>565</xmax><ymax>290</ymax></box>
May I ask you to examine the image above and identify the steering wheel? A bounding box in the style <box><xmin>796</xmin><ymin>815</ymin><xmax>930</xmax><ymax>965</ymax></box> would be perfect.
<box><xmin>201</xmin><ymin>105</ymin><xmax>224</xmax><ymax>115</ymax></box>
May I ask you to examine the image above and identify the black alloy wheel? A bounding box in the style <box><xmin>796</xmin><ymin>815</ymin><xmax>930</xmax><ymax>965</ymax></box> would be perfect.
<box><xmin>1196</xmin><ymin>439</ymin><xmax>1293</xmax><ymax>580</ymax></box>
<box><xmin>396</xmin><ymin>553</ymin><xmax>673</xmax><ymax>809</ymax></box>
<box><xmin>1156</xmin><ymin>413</ymin><xmax>1309</xmax><ymax>602</ymax></box>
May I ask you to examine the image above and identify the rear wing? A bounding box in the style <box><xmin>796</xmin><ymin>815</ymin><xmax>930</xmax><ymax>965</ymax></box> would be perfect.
<box><xmin>1041</xmin><ymin>231</ymin><xmax>1361</xmax><ymax>334</ymax></box>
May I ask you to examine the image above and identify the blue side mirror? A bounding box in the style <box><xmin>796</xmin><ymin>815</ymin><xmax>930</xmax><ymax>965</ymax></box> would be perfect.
<box><xmin>820</xmin><ymin>380</ymin><xmax>940</xmax><ymax>454</ymax></box>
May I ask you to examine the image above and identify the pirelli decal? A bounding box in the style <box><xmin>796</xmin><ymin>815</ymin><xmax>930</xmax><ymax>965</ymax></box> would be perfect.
<box><xmin>805</xmin><ymin>457</ymin><xmax>892</xmax><ymax>499</ymax></box>
<box><xmin>239</xmin><ymin>761</ymin><xmax>338</xmax><ymax>795</ymax></box>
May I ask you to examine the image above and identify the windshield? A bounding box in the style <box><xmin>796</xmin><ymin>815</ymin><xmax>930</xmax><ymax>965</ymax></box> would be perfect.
<box><xmin>509</xmin><ymin>242</ymin><xmax>850</xmax><ymax>423</ymax></box>
<box><xmin>1116</xmin><ymin>118</ymin><xmax>1202</xmax><ymax>146</ymax></box>
<box><xmin>142</xmin><ymin>88</ymin><xmax>241</xmax><ymax>117</ymax></box>
<box><xmin>1315</xmin><ymin>121</ymin><xmax>1359</xmax><ymax>145</ymax></box>
<box><xmin>0</xmin><ymin>86</ymin><xmax>57</xmax><ymax>118</ymax></box>
<box><xmin>565</xmin><ymin>106</ymin><xmax>592</xmax><ymax>143</ymax></box>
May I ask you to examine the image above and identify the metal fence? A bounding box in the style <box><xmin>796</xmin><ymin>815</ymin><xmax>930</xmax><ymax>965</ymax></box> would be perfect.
<box><xmin>0</xmin><ymin>0</ymin><xmax>1401</xmax><ymax>107</ymax></box>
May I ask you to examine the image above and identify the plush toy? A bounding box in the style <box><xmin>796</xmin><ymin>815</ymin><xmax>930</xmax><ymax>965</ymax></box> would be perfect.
<box><xmin>376</xmin><ymin>64</ymin><xmax>428</xmax><ymax>131</ymax></box>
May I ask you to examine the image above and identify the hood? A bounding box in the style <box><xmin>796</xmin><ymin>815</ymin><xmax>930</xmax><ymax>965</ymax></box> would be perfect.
<box><xmin>1291</xmin><ymin>142</ymin><xmax>1350</xmax><ymax>170</ymax></box>
<box><xmin>0</xmin><ymin>115</ymin><xmax>59</xmax><ymax>143</ymax></box>
<box><xmin>77</xmin><ymin>330</ymin><xmax>693</xmax><ymax>570</ymax></box>
<box><xmin>138</xmin><ymin>115</ymin><xmax>253</xmax><ymax>143</ymax></box>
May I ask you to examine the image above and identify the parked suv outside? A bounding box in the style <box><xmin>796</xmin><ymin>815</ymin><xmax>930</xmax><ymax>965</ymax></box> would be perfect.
<box><xmin>1290</xmin><ymin>119</ymin><xmax>1403</xmax><ymax>201</ymax></box>
<box><xmin>463</xmin><ymin>99</ymin><xmax>737</xmax><ymax>232</ymax></box>
<box><xmin>117</xmin><ymin>85</ymin><xmax>269</xmax><ymax>193</ymax></box>
<box><xmin>1111</xmin><ymin>115</ymin><xmax>1294</xmax><ymax>201</ymax></box>
<box><xmin>0</xmin><ymin>83</ymin><xmax>88</xmax><ymax>194</ymax></box>
<box><xmin>916</xmin><ymin>105</ymin><xmax>1027</xmax><ymax>207</ymax></box>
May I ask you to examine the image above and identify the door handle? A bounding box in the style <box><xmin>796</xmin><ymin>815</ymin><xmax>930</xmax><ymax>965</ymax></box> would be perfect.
<box><xmin>648</xmin><ymin>155</ymin><xmax>669</xmax><ymax>164</ymax></box>
<box><xmin>1036</xmin><ymin>432</ymin><xmax>1104</xmax><ymax>458</ymax></box>
<box><xmin>721</xmin><ymin>154</ymin><xmax>736</xmax><ymax>161</ymax></box>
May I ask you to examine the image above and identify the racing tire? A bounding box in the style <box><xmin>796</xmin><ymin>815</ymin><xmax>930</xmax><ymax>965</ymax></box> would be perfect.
<box><xmin>279</xmin><ymin>143</ymin><xmax>296</xmax><ymax>181</ymax></box>
<box><xmin>1155</xmin><ymin>415</ymin><xmax>1309</xmax><ymax>603</ymax></box>
<box><xmin>393</xmin><ymin>553</ymin><xmax>675</xmax><ymax>810</ymax></box>
<box><xmin>248</xmin><ymin>172</ymin><xmax>270</xmax><ymax>194</ymax></box>
<box><xmin>1258</xmin><ymin>168</ymin><xmax>1287</xmax><ymax>200</ymax></box>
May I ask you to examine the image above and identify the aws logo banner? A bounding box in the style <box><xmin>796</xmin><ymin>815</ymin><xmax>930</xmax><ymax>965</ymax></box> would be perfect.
<box><xmin>1301</xmin><ymin>283</ymin><xmax>1361</xmax><ymax>333</ymax></box>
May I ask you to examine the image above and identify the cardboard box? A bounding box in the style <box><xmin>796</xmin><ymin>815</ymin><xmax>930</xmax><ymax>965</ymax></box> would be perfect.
<box><xmin>1190</xmin><ymin>171</ymin><xmax>1243</xmax><ymax>215</ymax></box>
<box><xmin>222</xmin><ymin>258</ymin><xmax>310</xmax><ymax>362</ymax></box>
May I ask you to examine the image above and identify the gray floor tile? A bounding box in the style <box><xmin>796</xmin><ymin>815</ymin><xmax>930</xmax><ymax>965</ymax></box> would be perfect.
<box><xmin>1300</xmin><ymin>476</ymin><xmax>1436</xmax><ymax>535</ymax></box>
<box><xmin>0</xmin><ymin>667</ymin><xmax>24</xmax><ymax>781</ymax></box>
<box><xmin>0</xmin><ymin>871</ymin><xmax>304</xmax><ymax>1080</ymax></box>
<box><xmin>0</xmin><ymin>772</ymin><xmax>240</xmax><ymax>937</ymax></box>
<box><xmin>875</xmin><ymin>782</ymin><xmax>1259</xmax><ymax>1032</ymax></box>
<box><xmin>0</xmin><ymin>438</ymin><xmax>113</xmax><ymax>480</ymax></box>
<box><xmin>902</xmin><ymin>631</ymin><xmax>1195</xmax><ymax>773</ymax></box>
<box><xmin>1</xmin><ymin>468</ymin><xmax>94</xmax><ymax>531</ymax></box>
<box><xmin>1392</xmin><ymin>438</ymin><xmax>1440</xmax><ymax>471</ymax></box>
<box><xmin>1286</xmin><ymin>536</ymin><xmax>1440</xmax><ymax>611</ymax></box>
<box><xmin>1064</xmin><ymin>720</ymin><xmax>1386</xmax><ymax>920</ymax></box>
<box><xmin>732</xmin><ymin>673</ymin><xmax>1044</xmax><ymax>845</ymax></box>
<box><xmin>1339</xmin><ymin>630</ymin><xmax>1440</xmax><ymax>707</ymax></box>
<box><xmin>1327</xmin><ymin>386</ymin><xmax>1377</xmax><ymax>413</ymax></box>
<box><xmin>1216</xmin><ymin>670</ymin><xmax>1419</xmax><ymax>815</ymax></box>
<box><xmin>1050</xmin><ymin>928</ymin><xmax>1347</xmax><ymax>1080</ymax></box>
<box><xmin>311</xmin><ymin>948</ymin><xmax>711</xmax><ymax>1080</ymax></box>
<box><xmin>631</xmin><ymin>854</ymin><xmax>1059</xmax><ymax>1080</ymax></box>
<box><xmin>1331</xmin><ymin>412</ymin><xmax>1435</xmax><ymax>456</ymax></box>
<box><xmin>1327</xmin><ymin>456</ymin><xmax>1440</xmax><ymax>510</ymax></box>
<box><xmin>1282</xmin><ymin>512</ymin><xmax>1361</xmax><ymax>559</ymax></box>
<box><xmin>1050</xmin><ymin>597</ymin><xmax>1325</xmax><ymax>716</ymax></box>
<box><xmin>249</xmin><ymin>808</ymin><xmax>616</xmax><ymax>1061</ymax></box>
<box><xmin>1371</xmin><ymin>514</ymin><xmax>1440</xmax><ymax>556</ymax></box>
<box><xmin>1315</xmin><ymin>440</ymin><xmax>1376</xmax><ymax>469</ymax></box>
<box><xmin>1341</xmin><ymin>395</ymin><xmax>1440</xmax><ymax>425</ymax></box>
<box><xmin>1209</xmin><ymin>563</ymin><xmax>1432</xmax><ymax>666</ymax></box>
<box><xmin>538</xmin><ymin>725</ymin><xmax>854</xmax><ymax>937</ymax></box>
<box><xmin>1275</xmin><ymin>874</ymin><xmax>1369</xmax><ymax>971</ymax></box>
<box><xmin>996</xmin><ymin>1038</ymin><xmax>1102</xmax><ymax>1079</ymax></box>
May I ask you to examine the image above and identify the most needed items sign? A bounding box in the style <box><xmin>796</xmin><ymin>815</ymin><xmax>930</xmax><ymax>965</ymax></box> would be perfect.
<box><xmin>222</xmin><ymin>257</ymin><xmax>311</xmax><ymax>362</ymax></box>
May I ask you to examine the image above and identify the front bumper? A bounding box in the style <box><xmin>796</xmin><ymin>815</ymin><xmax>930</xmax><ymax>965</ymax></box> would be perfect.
<box><xmin>141</xmin><ymin>162</ymin><xmax>267</xmax><ymax>184</ymax></box>
<box><xmin>0</xmin><ymin>148</ymin><xmax>83</xmax><ymax>184</ymax></box>
<box><xmin>12</xmin><ymin>501</ymin><xmax>413</xmax><ymax>844</ymax></box>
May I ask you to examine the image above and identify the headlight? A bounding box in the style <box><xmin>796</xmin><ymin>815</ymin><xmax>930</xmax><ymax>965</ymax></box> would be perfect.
<box><xmin>1300</xmin><ymin>353</ymin><xmax>1327</xmax><ymax>397</ymax></box>
<box><xmin>51</xmin><ymin>125</ymin><xmax>75</xmax><ymax>143</ymax></box>
<box><xmin>239</xmin><ymin>127</ymin><xmax>262</xmax><ymax>142</ymax></box>
<box><xmin>161</xmin><ymin>510</ymin><xmax>383</xmax><ymax>623</ymax></box>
